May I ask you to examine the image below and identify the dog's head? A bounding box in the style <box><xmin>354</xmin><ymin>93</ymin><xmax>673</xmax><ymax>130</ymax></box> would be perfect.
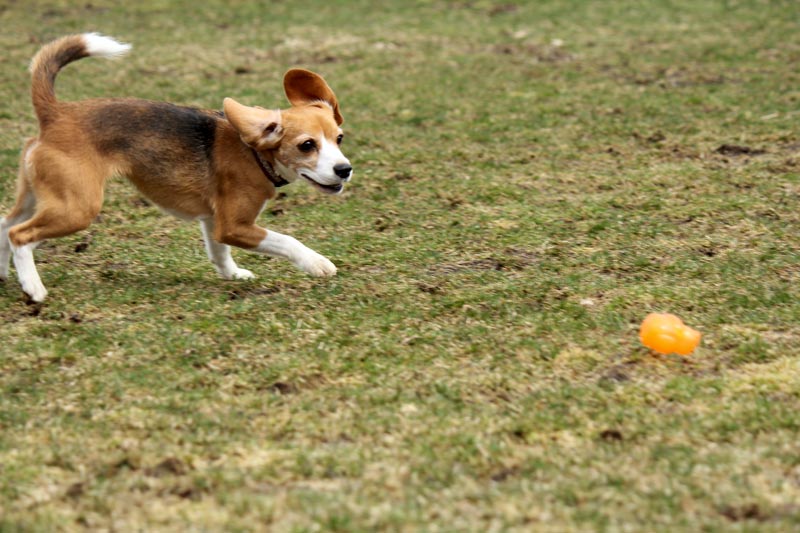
<box><xmin>223</xmin><ymin>69</ymin><xmax>351</xmax><ymax>195</ymax></box>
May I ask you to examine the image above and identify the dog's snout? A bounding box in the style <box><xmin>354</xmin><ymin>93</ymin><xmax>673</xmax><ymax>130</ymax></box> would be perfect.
<box><xmin>334</xmin><ymin>163</ymin><xmax>352</xmax><ymax>179</ymax></box>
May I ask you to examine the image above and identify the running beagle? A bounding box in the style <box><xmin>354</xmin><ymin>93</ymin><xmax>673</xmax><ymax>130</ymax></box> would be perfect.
<box><xmin>0</xmin><ymin>33</ymin><xmax>352</xmax><ymax>302</ymax></box>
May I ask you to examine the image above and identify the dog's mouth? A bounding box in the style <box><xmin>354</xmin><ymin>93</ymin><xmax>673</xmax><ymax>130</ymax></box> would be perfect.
<box><xmin>300</xmin><ymin>173</ymin><xmax>344</xmax><ymax>194</ymax></box>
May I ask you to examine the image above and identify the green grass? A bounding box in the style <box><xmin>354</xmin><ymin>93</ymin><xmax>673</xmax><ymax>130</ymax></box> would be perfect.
<box><xmin>1</xmin><ymin>0</ymin><xmax>799</xmax><ymax>530</ymax></box>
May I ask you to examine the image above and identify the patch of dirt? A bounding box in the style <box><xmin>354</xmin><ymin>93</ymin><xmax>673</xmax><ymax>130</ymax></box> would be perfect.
<box><xmin>659</xmin><ymin>144</ymin><xmax>702</xmax><ymax>161</ymax></box>
<box><xmin>64</xmin><ymin>481</ymin><xmax>86</xmax><ymax>501</ymax></box>
<box><xmin>169</xmin><ymin>484</ymin><xmax>204</xmax><ymax>500</ymax></box>
<box><xmin>265</xmin><ymin>381</ymin><xmax>299</xmax><ymax>395</ymax></box>
<box><xmin>418</xmin><ymin>282</ymin><xmax>444</xmax><ymax>294</ymax></box>
<box><xmin>490</xmin><ymin>466</ymin><xmax>521</xmax><ymax>482</ymax></box>
<box><xmin>74</xmin><ymin>234</ymin><xmax>93</xmax><ymax>253</ymax></box>
<box><xmin>714</xmin><ymin>144</ymin><xmax>767</xmax><ymax>156</ymax></box>
<box><xmin>599</xmin><ymin>365</ymin><xmax>631</xmax><ymax>384</ymax></box>
<box><xmin>632</xmin><ymin>130</ymin><xmax>674</xmax><ymax>149</ymax></box>
<box><xmin>145</xmin><ymin>457</ymin><xmax>189</xmax><ymax>478</ymax></box>
<box><xmin>101</xmin><ymin>456</ymin><xmax>140</xmax><ymax>478</ymax></box>
<box><xmin>695</xmin><ymin>245</ymin><xmax>719</xmax><ymax>258</ymax></box>
<box><xmin>263</xmin><ymin>373</ymin><xmax>327</xmax><ymax>395</ymax></box>
<box><xmin>599</xmin><ymin>429</ymin><xmax>624</xmax><ymax>442</ymax></box>
<box><xmin>391</xmin><ymin>172</ymin><xmax>416</xmax><ymax>181</ymax></box>
<box><xmin>718</xmin><ymin>503</ymin><xmax>768</xmax><ymax>522</ymax></box>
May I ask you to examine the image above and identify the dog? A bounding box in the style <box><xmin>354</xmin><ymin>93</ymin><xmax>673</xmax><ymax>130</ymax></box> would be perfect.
<box><xmin>0</xmin><ymin>33</ymin><xmax>352</xmax><ymax>302</ymax></box>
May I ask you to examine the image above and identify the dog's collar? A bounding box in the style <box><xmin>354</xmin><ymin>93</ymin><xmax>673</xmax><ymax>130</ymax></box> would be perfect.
<box><xmin>251</xmin><ymin>149</ymin><xmax>289</xmax><ymax>188</ymax></box>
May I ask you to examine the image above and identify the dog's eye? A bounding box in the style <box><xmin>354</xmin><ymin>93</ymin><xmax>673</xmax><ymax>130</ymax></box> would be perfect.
<box><xmin>298</xmin><ymin>139</ymin><xmax>316</xmax><ymax>153</ymax></box>
<box><xmin>336</xmin><ymin>134</ymin><xmax>344</xmax><ymax>145</ymax></box>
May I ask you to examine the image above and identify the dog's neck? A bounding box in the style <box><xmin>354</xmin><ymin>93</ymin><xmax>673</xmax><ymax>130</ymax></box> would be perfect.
<box><xmin>251</xmin><ymin>149</ymin><xmax>289</xmax><ymax>188</ymax></box>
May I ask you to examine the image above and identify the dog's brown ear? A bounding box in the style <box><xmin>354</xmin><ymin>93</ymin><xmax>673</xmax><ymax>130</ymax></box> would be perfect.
<box><xmin>283</xmin><ymin>68</ymin><xmax>343</xmax><ymax>125</ymax></box>
<box><xmin>223</xmin><ymin>98</ymin><xmax>283</xmax><ymax>149</ymax></box>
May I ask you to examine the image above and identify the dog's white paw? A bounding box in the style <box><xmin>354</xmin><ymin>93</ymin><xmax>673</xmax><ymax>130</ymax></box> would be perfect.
<box><xmin>21</xmin><ymin>278</ymin><xmax>48</xmax><ymax>303</ymax></box>
<box><xmin>229</xmin><ymin>267</ymin><xmax>255</xmax><ymax>281</ymax></box>
<box><xmin>297</xmin><ymin>251</ymin><xmax>337</xmax><ymax>277</ymax></box>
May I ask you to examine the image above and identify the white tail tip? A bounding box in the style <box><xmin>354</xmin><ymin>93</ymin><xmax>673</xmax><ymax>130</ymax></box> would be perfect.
<box><xmin>83</xmin><ymin>32</ymin><xmax>131</xmax><ymax>59</ymax></box>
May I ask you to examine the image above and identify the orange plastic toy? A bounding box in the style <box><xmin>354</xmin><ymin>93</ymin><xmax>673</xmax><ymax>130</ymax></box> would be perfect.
<box><xmin>639</xmin><ymin>313</ymin><xmax>701</xmax><ymax>355</ymax></box>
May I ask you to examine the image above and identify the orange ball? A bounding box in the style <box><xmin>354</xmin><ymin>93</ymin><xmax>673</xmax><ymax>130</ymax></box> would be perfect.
<box><xmin>640</xmin><ymin>313</ymin><xmax>701</xmax><ymax>355</ymax></box>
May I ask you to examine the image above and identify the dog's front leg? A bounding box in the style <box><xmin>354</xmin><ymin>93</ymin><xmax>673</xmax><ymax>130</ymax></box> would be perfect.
<box><xmin>199</xmin><ymin>218</ymin><xmax>254</xmax><ymax>280</ymax></box>
<box><xmin>256</xmin><ymin>229</ymin><xmax>337</xmax><ymax>277</ymax></box>
<box><xmin>215</xmin><ymin>220</ymin><xmax>336</xmax><ymax>277</ymax></box>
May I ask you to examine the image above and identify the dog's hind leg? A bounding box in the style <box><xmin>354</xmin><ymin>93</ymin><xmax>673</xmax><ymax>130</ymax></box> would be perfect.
<box><xmin>0</xmin><ymin>193</ymin><xmax>37</xmax><ymax>283</ymax></box>
<box><xmin>1</xmin><ymin>142</ymin><xmax>39</xmax><ymax>281</ymax></box>
<box><xmin>199</xmin><ymin>218</ymin><xmax>255</xmax><ymax>281</ymax></box>
<box><xmin>9</xmin><ymin>242</ymin><xmax>47</xmax><ymax>302</ymax></box>
<box><xmin>7</xmin><ymin>158</ymin><xmax>104</xmax><ymax>302</ymax></box>
<box><xmin>0</xmin><ymin>192</ymin><xmax>36</xmax><ymax>282</ymax></box>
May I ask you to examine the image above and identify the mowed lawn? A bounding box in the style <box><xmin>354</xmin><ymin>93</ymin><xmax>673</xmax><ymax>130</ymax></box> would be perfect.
<box><xmin>1</xmin><ymin>1</ymin><xmax>799</xmax><ymax>530</ymax></box>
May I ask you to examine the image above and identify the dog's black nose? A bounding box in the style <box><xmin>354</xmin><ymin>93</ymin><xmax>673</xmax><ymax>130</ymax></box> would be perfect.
<box><xmin>334</xmin><ymin>163</ymin><xmax>352</xmax><ymax>179</ymax></box>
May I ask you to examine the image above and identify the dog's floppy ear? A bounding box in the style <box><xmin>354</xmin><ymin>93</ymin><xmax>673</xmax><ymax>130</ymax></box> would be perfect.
<box><xmin>223</xmin><ymin>98</ymin><xmax>283</xmax><ymax>150</ymax></box>
<box><xmin>283</xmin><ymin>68</ymin><xmax>343</xmax><ymax>125</ymax></box>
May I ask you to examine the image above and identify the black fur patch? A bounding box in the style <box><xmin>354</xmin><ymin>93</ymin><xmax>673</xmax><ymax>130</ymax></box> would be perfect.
<box><xmin>53</xmin><ymin>43</ymin><xmax>89</xmax><ymax>74</ymax></box>
<box><xmin>89</xmin><ymin>100</ymin><xmax>218</xmax><ymax>166</ymax></box>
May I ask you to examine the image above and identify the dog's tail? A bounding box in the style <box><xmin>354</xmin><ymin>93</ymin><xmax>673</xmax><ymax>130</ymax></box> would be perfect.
<box><xmin>30</xmin><ymin>33</ymin><xmax>131</xmax><ymax>126</ymax></box>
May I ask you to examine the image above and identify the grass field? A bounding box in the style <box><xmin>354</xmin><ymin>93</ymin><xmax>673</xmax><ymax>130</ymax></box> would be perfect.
<box><xmin>1</xmin><ymin>0</ymin><xmax>799</xmax><ymax>530</ymax></box>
